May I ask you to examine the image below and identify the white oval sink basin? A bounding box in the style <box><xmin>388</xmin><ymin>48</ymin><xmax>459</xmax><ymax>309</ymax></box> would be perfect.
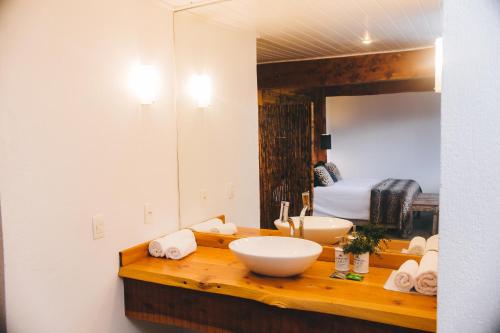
<box><xmin>274</xmin><ymin>216</ymin><xmax>353</xmax><ymax>245</ymax></box>
<box><xmin>228</xmin><ymin>236</ymin><xmax>322</xmax><ymax>277</ymax></box>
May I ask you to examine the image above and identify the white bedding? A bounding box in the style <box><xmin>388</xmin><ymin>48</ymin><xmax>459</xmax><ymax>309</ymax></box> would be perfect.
<box><xmin>313</xmin><ymin>178</ymin><xmax>384</xmax><ymax>220</ymax></box>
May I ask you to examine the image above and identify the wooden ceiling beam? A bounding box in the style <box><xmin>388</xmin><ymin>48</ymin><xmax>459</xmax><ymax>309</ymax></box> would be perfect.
<box><xmin>257</xmin><ymin>48</ymin><xmax>435</xmax><ymax>90</ymax></box>
<box><xmin>324</xmin><ymin>77</ymin><xmax>435</xmax><ymax>97</ymax></box>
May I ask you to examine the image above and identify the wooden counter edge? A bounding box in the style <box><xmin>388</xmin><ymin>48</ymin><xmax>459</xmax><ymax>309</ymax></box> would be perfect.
<box><xmin>118</xmin><ymin>265</ymin><xmax>436</xmax><ymax>332</ymax></box>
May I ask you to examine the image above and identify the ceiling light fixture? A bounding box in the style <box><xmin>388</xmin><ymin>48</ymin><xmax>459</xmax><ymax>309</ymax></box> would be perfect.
<box><xmin>361</xmin><ymin>32</ymin><xmax>373</xmax><ymax>45</ymax></box>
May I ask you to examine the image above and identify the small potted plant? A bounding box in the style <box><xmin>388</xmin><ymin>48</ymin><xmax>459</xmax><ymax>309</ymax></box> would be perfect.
<box><xmin>343</xmin><ymin>225</ymin><xmax>386</xmax><ymax>274</ymax></box>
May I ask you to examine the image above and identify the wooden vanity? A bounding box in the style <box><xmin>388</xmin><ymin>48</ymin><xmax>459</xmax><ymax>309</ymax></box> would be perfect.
<box><xmin>119</xmin><ymin>226</ymin><xmax>436</xmax><ymax>333</ymax></box>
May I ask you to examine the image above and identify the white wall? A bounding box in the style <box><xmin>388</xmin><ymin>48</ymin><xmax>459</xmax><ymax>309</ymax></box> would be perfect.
<box><xmin>175</xmin><ymin>13</ymin><xmax>260</xmax><ymax>228</ymax></box>
<box><xmin>439</xmin><ymin>1</ymin><xmax>500</xmax><ymax>332</ymax></box>
<box><xmin>0</xmin><ymin>0</ymin><xmax>180</xmax><ymax>332</ymax></box>
<box><xmin>326</xmin><ymin>92</ymin><xmax>441</xmax><ymax>192</ymax></box>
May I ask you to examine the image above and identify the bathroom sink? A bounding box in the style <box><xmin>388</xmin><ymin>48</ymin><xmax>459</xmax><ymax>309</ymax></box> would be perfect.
<box><xmin>274</xmin><ymin>216</ymin><xmax>353</xmax><ymax>245</ymax></box>
<box><xmin>228</xmin><ymin>236</ymin><xmax>322</xmax><ymax>277</ymax></box>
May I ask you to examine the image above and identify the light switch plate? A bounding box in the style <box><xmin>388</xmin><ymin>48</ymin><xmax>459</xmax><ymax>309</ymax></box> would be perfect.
<box><xmin>144</xmin><ymin>203</ymin><xmax>153</xmax><ymax>224</ymax></box>
<box><xmin>200</xmin><ymin>189</ymin><xmax>208</xmax><ymax>201</ymax></box>
<box><xmin>92</xmin><ymin>214</ymin><xmax>105</xmax><ymax>240</ymax></box>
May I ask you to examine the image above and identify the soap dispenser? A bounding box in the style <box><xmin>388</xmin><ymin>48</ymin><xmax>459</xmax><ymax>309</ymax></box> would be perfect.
<box><xmin>334</xmin><ymin>236</ymin><xmax>350</xmax><ymax>273</ymax></box>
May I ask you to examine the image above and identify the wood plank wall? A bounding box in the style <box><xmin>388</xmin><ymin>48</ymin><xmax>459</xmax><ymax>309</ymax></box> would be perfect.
<box><xmin>258</xmin><ymin>103</ymin><xmax>312</xmax><ymax>228</ymax></box>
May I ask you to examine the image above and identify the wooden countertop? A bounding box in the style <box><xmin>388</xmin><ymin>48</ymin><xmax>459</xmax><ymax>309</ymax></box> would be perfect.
<box><xmin>119</xmin><ymin>229</ymin><xmax>436</xmax><ymax>332</ymax></box>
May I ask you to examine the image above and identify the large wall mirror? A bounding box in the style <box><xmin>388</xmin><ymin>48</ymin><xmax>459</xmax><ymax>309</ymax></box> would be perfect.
<box><xmin>174</xmin><ymin>0</ymin><xmax>441</xmax><ymax>241</ymax></box>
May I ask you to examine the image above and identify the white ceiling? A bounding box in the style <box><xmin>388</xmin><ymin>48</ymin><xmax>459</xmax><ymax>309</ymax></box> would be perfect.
<box><xmin>165</xmin><ymin>0</ymin><xmax>442</xmax><ymax>64</ymax></box>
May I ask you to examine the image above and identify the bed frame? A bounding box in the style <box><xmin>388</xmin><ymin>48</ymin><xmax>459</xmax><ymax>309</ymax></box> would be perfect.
<box><xmin>314</xmin><ymin>194</ymin><xmax>440</xmax><ymax>237</ymax></box>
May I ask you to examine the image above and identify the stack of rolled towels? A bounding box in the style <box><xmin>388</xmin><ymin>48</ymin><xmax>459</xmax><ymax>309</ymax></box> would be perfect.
<box><xmin>394</xmin><ymin>251</ymin><xmax>438</xmax><ymax>295</ymax></box>
<box><xmin>148</xmin><ymin>229</ymin><xmax>197</xmax><ymax>260</ymax></box>
<box><xmin>406</xmin><ymin>234</ymin><xmax>439</xmax><ymax>255</ymax></box>
<box><xmin>189</xmin><ymin>218</ymin><xmax>238</xmax><ymax>235</ymax></box>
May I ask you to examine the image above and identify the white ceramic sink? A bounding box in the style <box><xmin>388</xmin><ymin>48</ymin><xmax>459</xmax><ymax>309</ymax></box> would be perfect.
<box><xmin>274</xmin><ymin>216</ymin><xmax>353</xmax><ymax>245</ymax></box>
<box><xmin>228</xmin><ymin>236</ymin><xmax>322</xmax><ymax>277</ymax></box>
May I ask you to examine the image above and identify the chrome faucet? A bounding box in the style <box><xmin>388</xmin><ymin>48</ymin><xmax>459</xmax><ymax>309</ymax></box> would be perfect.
<box><xmin>279</xmin><ymin>192</ymin><xmax>310</xmax><ymax>238</ymax></box>
<box><xmin>287</xmin><ymin>217</ymin><xmax>296</xmax><ymax>237</ymax></box>
<box><xmin>279</xmin><ymin>201</ymin><xmax>289</xmax><ymax>223</ymax></box>
<box><xmin>279</xmin><ymin>201</ymin><xmax>296</xmax><ymax>237</ymax></box>
<box><xmin>298</xmin><ymin>191</ymin><xmax>311</xmax><ymax>238</ymax></box>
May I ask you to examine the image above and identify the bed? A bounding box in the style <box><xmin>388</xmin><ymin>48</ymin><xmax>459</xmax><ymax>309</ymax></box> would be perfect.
<box><xmin>313</xmin><ymin>176</ymin><xmax>422</xmax><ymax>236</ymax></box>
<box><xmin>314</xmin><ymin>178</ymin><xmax>384</xmax><ymax>221</ymax></box>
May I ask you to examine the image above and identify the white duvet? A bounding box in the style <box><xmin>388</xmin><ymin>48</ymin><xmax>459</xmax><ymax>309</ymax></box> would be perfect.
<box><xmin>313</xmin><ymin>178</ymin><xmax>384</xmax><ymax>220</ymax></box>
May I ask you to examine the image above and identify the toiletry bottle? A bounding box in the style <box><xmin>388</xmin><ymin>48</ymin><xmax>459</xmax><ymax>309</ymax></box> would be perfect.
<box><xmin>334</xmin><ymin>236</ymin><xmax>350</xmax><ymax>273</ymax></box>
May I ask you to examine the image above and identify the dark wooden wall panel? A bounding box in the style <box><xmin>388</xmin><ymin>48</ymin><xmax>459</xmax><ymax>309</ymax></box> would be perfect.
<box><xmin>124</xmin><ymin>278</ymin><xmax>427</xmax><ymax>333</ymax></box>
<box><xmin>325</xmin><ymin>77</ymin><xmax>435</xmax><ymax>96</ymax></box>
<box><xmin>258</xmin><ymin>103</ymin><xmax>312</xmax><ymax>229</ymax></box>
<box><xmin>257</xmin><ymin>48</ymin><xmax>435</xmax><ymax>90</ymax></box>
<box><xmin>312</xmin><ymin>89</ymin><xmax>327</xmax><ymax>164</ymax></box>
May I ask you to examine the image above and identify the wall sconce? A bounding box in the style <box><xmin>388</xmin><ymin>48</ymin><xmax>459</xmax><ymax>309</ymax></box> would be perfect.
<box><xmin>129</xmin><ymin>64</ymin><xmax>159</xmax><ymax>105</ymax></box>
<box><xmin>189</xmin><ymin>74</ymin><xmax>212</xmax><ymax>108</ymax></box>
<box><xmin>434</xmin><ymin>37</ymin><xmax>443</xmax><ymax>93</ymax></box>
<box><xmin>320</xmin><ymin>134</ymin><xmax>332</xmax><ymax>150</ymax></box>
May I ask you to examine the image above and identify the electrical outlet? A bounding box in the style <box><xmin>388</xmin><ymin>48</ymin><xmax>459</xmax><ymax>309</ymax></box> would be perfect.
<box><xmin>92</xmin><ymin>214</ymin><xmax>105</xmax><ymax>240</ymax></box>
<box><xmin>144</xmin><ymin>203</ymin><xmax>153</xmax><ymax>224</ymax></box>
<box><xmin>200</xmin><ymin>189</ymin><xmax>208</xmax><ymax>201</ymax></box>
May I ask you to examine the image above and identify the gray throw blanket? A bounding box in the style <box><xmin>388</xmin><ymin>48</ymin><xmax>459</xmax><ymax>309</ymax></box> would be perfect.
<box><xmin>370</xmin><ymin>179</ymin><xmax>422</xmax><ymax>237</ymax></box>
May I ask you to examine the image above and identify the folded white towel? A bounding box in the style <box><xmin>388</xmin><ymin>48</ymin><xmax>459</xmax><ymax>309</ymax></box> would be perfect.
<box><xmin>408</xmin><ymin>236</ymin><xmax>426</xmax><ymax>255</ymax></box>
<box><xmin>189</xmin><ymin>218</ymin><xmax>224</xmax><ymax>232</ymax></box>
<box><xmin>148</xmin><ymin>229</ymin><xmax>196</xmax><ymax>258</ymax></box>
<box><xmin>208</xmin><ymin>222</ymin><xmax>237</xmax><ymax>235</ymax></box>
<box><xmin>415</xmin><ymin>251</ymin><xmax>438</xmax><ymax>296</ymax></box>
<box><xmin>425</xmin><ymin>234</ymin><xmax>439</xmax><ymax>253</ymax></box>
<box><xmin>394</xmin><ymin>260</ymin><xmax>419</xmax><ymax>292</ymax></box>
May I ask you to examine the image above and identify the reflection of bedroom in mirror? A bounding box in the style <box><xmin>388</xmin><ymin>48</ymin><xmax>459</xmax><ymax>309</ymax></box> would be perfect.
<box><xmin>257</xmin><ymin>39</ymin><xmax>439</xmax><ymax>242</ymax></box>
<box><xmin>176</xmin><ymin>0</ymin><xmax>442</xmax><ymax>242</ymax></box>
<box><xmin>259</xmin><ymin>81</ymin><xmax>440</xmax><ymax>240</ymax></box>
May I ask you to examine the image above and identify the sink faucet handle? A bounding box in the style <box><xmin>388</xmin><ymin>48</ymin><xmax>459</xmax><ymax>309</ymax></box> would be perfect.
<box><xmin>302</xmin><ymin>191</ymin><xmax>311</xmax><ymax>209</ymax></box>
<box><xmin>279</xmin><ymin>201</ymin><xmax>290</xmax><ymax>222</ymax></box>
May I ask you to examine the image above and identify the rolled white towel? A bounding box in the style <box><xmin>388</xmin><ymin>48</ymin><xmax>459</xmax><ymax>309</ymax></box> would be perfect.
<box><xmin>189</xmin><ymin>218</ymin><xmax>224</xmax><ymax>232</ymax></box>
<box><xmin>415</xmin><ymin>251</ymin><xmax>438</xmax><ymax>296</ymax></box>
<box><xmin>148</xmin><ymin>240</ymin><xmax>165</xmax><ymax>258</ymax></box>
<box><xmin>408</xmin><ymin>236</ymin><xmax>426</xmax><ymax>255</ymax></box>
<box><xmin>208</xmin><ymin>222</ymin><xmax>237</xmax><ymax>235</ymax></box>
<box><xmin>394</xmin><ymin>260</ymin><xmax>419</xmax><ymax>292</ymax></box>
<box><xmin>425</xmin><ymin>234</ymin><xmax>439</xmax><ymax>253</ymax></box>
<box><xmin>148</xmin><ymin>229</ymin><xmax>196</xmax><ymax>258</ymax></box>
<box><xmin>165</xmin><ymin>236</ymin><xmax>197</xmax><ymax>260</ymax></box>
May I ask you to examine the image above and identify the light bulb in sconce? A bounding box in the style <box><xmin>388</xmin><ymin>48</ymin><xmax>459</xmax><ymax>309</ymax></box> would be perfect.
<box><xmin>129</xmin><ymin>64</ymin><xmax>159</xmax><ymax>105</ymax></box>
<box><xmin>189</xmin><ymin>74</ymin><xmax>212</xmax><ymax>108</ymax></box>
<box><xmin>434</xmin><ymin>37</ymin><xmax>443</xmax><ymax>93</ymax></box>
